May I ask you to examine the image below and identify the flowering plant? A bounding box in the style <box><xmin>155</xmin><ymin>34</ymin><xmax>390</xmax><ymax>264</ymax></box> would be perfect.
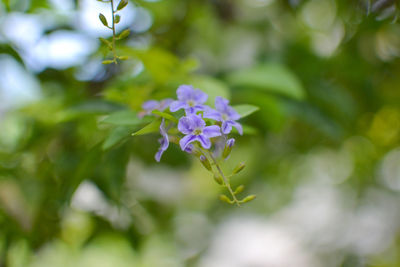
<box><xmin>136</xmin><ymin>85</ymin><xmax>258</xmax><ymax>206</ymax></box>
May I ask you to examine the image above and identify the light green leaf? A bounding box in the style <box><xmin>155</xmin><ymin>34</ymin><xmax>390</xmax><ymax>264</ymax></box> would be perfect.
<box><xmin>227</xmin><ymin>64</ymin><xmax>305</xmax><ymax>100</ymax></box>
<box><xmin>101</xmin><ymin>110</ymin><xmax>142</xmax><ymax>126</ymax></box>
<box><xmin>189</xmin><ymin>76</ymin><xmax>230</xmax><ymax>105</ymax></box>
<box><xmin>151</xmin><ymin>110</ymin><xmax>178</xmax><ymax>123</ymax></box>
<box><xmin>233</xmin><ymin>104</ymin><xmax>259</xmax><ymax>118</ymax></box>
<box><xmin>132</xmin><ymin>119</ymin><xmax>161</xmax><ymax>136</ymax></box>
<box><xmin>102</xmin><ymin>126</ymin><xmax>132</xmax><ymax>150</ymax></box>
<box><xmin>117</xmin><ymin>29</ymin><xmax>130</xmax><ymax>40</ymax></box>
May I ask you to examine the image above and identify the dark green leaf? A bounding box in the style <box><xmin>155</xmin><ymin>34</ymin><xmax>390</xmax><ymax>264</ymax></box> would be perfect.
<box><xmin>102</xmin><ymin>126</ymin><xmax>133</xmax><ymax>150</ymax></box>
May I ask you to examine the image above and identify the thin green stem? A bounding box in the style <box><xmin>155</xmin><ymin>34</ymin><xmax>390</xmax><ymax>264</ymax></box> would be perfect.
<box><xmin>110</xmin><ymin>0</ymin><xmax>118</xmax><ymax>64</ymax></box>
<box><xmin>206</xmin><ymin>150</ymin><xmax>240</xmax><ymax>206</ymax></box>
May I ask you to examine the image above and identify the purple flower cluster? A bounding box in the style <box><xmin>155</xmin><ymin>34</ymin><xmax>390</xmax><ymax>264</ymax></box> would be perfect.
<box><xmin>140</xmin><ymin>85</ymin><xmax>242</xmax><ymax>161</ymax></box>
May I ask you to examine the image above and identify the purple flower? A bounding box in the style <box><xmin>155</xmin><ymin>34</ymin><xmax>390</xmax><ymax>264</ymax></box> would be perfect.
<box><xmin>139</xmin><ymin>98</ymin><xmax>173</xmax><ymax>118</ymax></box>
<box><xmin>155</xmin><ymin>119</ymin><xmax>169</xmax><ymax>162</ymax></box>
<box><xmin>178</xmin><ymin>114</ymin><xmax>221</xmax><ymax>150</ymax></box>
<box><xmin>170</xmin><ymin>85</ymin><xmax>208</xmax><ymax>114</ymax></box>
<box><xmin>204</xmin><ymin>96</ymin><xmax>243</xmax><ymax>135</ymax></box>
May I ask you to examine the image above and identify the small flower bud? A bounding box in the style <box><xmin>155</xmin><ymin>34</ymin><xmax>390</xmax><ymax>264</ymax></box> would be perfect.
<box><xmin>219</xmin><ymin>194</ymin><xmax>233</xmax><ymax>204</ymax></box>
<box><xmin>200</xmin><ymin>155</ymin><xmax>212</xmax><ymax>171</ymax></box>
<box><xmin>214</xmin><ymin>175</ymin><xmax>223</xmax><ymax>185</ymax></box>
<box><xmin>234</xmin><ymin>185</ymin><xmax>244</xmax><ymax>194</ymax></box>
<box><xmin>117</xmin><ymin>0</ymin><xmax>128</xmax><ymax>11</ymax></box>
<box><xmin>241</xmin><ymin>195</ymin><xmax>256</xmax><ymax>203</ymax></box>
<box><xmin>222</xmin><ymin>138</ymin><xmax>235</xmax><ymax>159</ymax></box>
<box><xmin>233</xmin><ymin>162</ymin><xmax>245</xmax><ymax>174</ymax></box>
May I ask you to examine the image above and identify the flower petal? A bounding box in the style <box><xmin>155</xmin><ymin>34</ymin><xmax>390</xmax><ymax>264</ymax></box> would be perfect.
<box><xmin>197</xmin><ymin>134</ymin><xmax>211</xmax><ymax>149</ymax></box>
<box><xmin>179</xmin><ymin>134</ymin><xmax>197</xmax><ymax>151</ymax></box>
<box><xmin>193</xmin><ymin>89</ymin><xmax>208</xmax><ymax>104</ymax></box>
<box><xmin>155</xmin><ymin>119</ymin><xmax>169</xmax><ymax>162</ymax></box>
<box><xmin>190</xmin><ymin>114</ymin><xmax>206</xmax><ymax>129</ymax></box>
<box><xmin>221</xmin><ymin>121</ymin><xmax>233</xmax><ymax>134</ymax></box>
<box><xmin>177</xmin><ymin>85</ymin><xmax>194</xmax><ymax>101</ymax></box>
<box><xmin>203</xmin><ymin>107</ymin><xmax>222</xmax><ymax>121</ymax></box>
<box><xmin>159</xmin><ymin>98</ymin><xmax>174</xmax><ymax>111</ymax></box>
<box><xmin>178</xmin><ymin>116</ymin><xmax>194</xmax><ymax>134</ymax></box>
<box><xmin>170</xmin><ymin>100</ymin><xmax>187</xmax><ymax>112</ymax></box>
<box><xmin>231</xmin><ymin>121</ymin><xmax>243</xmax><ymax>135</ymax></box>
<box><xmin>142</xmin><ymin>100</ymin><xmax>159</xmax><ymax>111</ymax></box>
<box><xmin>215</xmin><ymin>96</ymin><xmax>229</xmax><ymax>112</ymax></box>
<box><xmin>226</xmin><ymin>106</ymin><xmax>241</xmax><ymax>120</ymax></box>
<box><xmin>203</xmin><ymin>125</ymin><xmax>221</xmax><ymax>138</ymax></box>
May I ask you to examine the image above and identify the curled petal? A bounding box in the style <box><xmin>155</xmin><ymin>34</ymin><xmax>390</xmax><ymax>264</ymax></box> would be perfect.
<box><xmin>231</xmin><ymin>121</ymin><xmax>243</xmax><ymax>135</ymax></box>
<box><xmin>184</xmin><ymin>144</ymin><xmax>194</xmax><ymax>153</ymax></box>
<box><xmin>221</xmin><ymin>121</ymin><xmax>233</xmax><ymax>134</ymax></box>
<box><xmin>197</xmin><ymin>134</ymin><xmax>211</xmax><ymax>149</ymax></box>
<box><xmin>203</xmin><ymin>125</ymin><xmax>221</xmax><ymax>138</ymax></box>
<box><xmin>170</xmin><ymin>100</ymin><xmax>187</xmax><ymax>112</ymax></box>
<box><xmin>179</xmin><ymin>134</ymin><xmax>197</xmax><ymax>151</ymax></box>
<box><xmin>178</xmin><ymin>116</ymin><xmax>194</xmax><ymax>134</ymax></box>
<box><xmin>155</xmin><ymin>119</ymin><xmax>169</xmax><ymax>162</ymax></box>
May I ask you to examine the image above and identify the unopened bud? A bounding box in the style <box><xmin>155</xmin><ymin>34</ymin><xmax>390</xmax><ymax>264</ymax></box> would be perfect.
<box><xmin>214</xmin><ymin>175</ymin><xmax>223</xmax><ymax>185</ymax></box>
<box><xmin>219</xmin><ymin>194</ymin><xmax>233</xmax><ymax>204</ymax></box>
<box><xmin>200</xmin><ymin>155</ymin><xmax>212</xmax><ymax>171</ymax></box>
<box><xmin>222</xmin><ymin>138</ymin><xmax>235</xmax><ymax>159</ymax></box>
<box><xmin>233</xmin><ymin>162</ymin><xmax>245</xmax><ymax>174</ymax></box>
<box><xmin>234</xmin><ymin>185</ymin><xmax>244</xmax><ymax>194</ymax></box>
<box><xmin>241</xmin><ymin>195</ymin><xmax>256</xmax><ymax>203</ymax></box>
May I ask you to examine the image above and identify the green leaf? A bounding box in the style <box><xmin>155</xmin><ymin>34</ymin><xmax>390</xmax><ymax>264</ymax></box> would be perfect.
<box><xmin>99</xmin><ymin>37</ymin><xmax>112</xmax><ymax>50</ymax></box>
<box><xmin>99</xmin><ymin>13</ymin><xmax>108</xmax><ymax>27</ymax></box>
<box><xmin>227</xmin><ymin>64</ymin><xmax>305</xmax><ymax>100</ymax></box>
<box><xmin>102</xmin><ymin>126</ymin><xmax>133</xmax><ymax>150</ymax></box>
<box><xmin>114</xmin><ymin>14</ymin><xmax>121</xmax><ymax>24</ymax></box>
<box><xmin>117</xmin><ymin>29</ymin><xmax>130</xmax><ymax>40</ymax></box>
<box><xmin>233</xmin><ymin>104</ymin><xmax>259</xmax><ymax>118</ymax></box>
<box><xmin>101</xmin><ymin>110</ymin><xmax>142</xmax><ymax>126</ymax></box>
<box><xmin>151</xmin><ymin>110</ymin><xmax>178</xmax><ymax>123</ymax></box>
<box><xmin>102</xmin><ymin>60</ymin><xmax>114</xmax><ymax>65</ymax></box>
<box><xmin>189</xmin><ymin>76</ymin><xmax>230</xmax><ymax>105</ymax></box>
<box><xmin>116</xmin><ymin>0</ymin><xmax>128</xmax><ymax>11</ymax></box>
<box><xmin>132</xmin><ymin>119</ymin><xmax>161</xmax><ymax>136</ymax></box>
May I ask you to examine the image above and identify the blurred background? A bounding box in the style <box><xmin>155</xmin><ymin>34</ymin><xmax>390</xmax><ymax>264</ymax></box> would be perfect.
<box><xmin>1</xmin><ymin>0</ymin><xmax>400</xmax><ymax>266</ymax></box>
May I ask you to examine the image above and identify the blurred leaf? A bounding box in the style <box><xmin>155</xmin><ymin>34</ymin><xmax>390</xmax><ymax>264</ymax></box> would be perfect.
<box><xmin>117</xmin><ymin>29</ymin><xmax>130</xmax><ymax>40</ymax></box>
<box><xmin>132</xmin><ymin>119</ymin><xmax>161</xmax><ymax>136</ymax></box>
<box><xmin>189</xmin><ymin>76</ymin><xmax>230</xmax><ymax>105</ymax></box>
<box><xmin>151</xmin><ymin>110</ymin><xmax>178</xmax><ymax>123</ymax></box>
<box><xmin>102</xmin><ymin>126</ymin><xmax>133</xmax><ymax>150</ymax></box>
<box><xmin>233</xmin><ymin>104</ymin><xmax>259</xmax><ymax>118</ymax></box>
<box><xmin>117</xmin><ymin>0</ymin><xmax>128</xmax><ymax>11</ymax></box>
<box><xmin>227</xmin><ymin>64</ymin><xmax>305</xmax><ymax>100</ymax></box>
<box><xmin>101</xmin><ymin>110</ymin><xmax>143</xmax><ymax>126</ymax></box>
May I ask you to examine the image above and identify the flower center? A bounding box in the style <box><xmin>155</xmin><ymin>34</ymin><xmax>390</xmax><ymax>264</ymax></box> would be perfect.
<box><xmin>187</xmin><ymin>100</ymin><xmax>195</xmax><ymax>107</ymax></box>
<box><xmin>222</xmin><ymin>113</ymin><xmax>229</xmax><ymax>121</ymax></box>
<box><xmin>193</xmin><ymin>128</ymin><xmax>202</xmax><ymax>135</ymax></box>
